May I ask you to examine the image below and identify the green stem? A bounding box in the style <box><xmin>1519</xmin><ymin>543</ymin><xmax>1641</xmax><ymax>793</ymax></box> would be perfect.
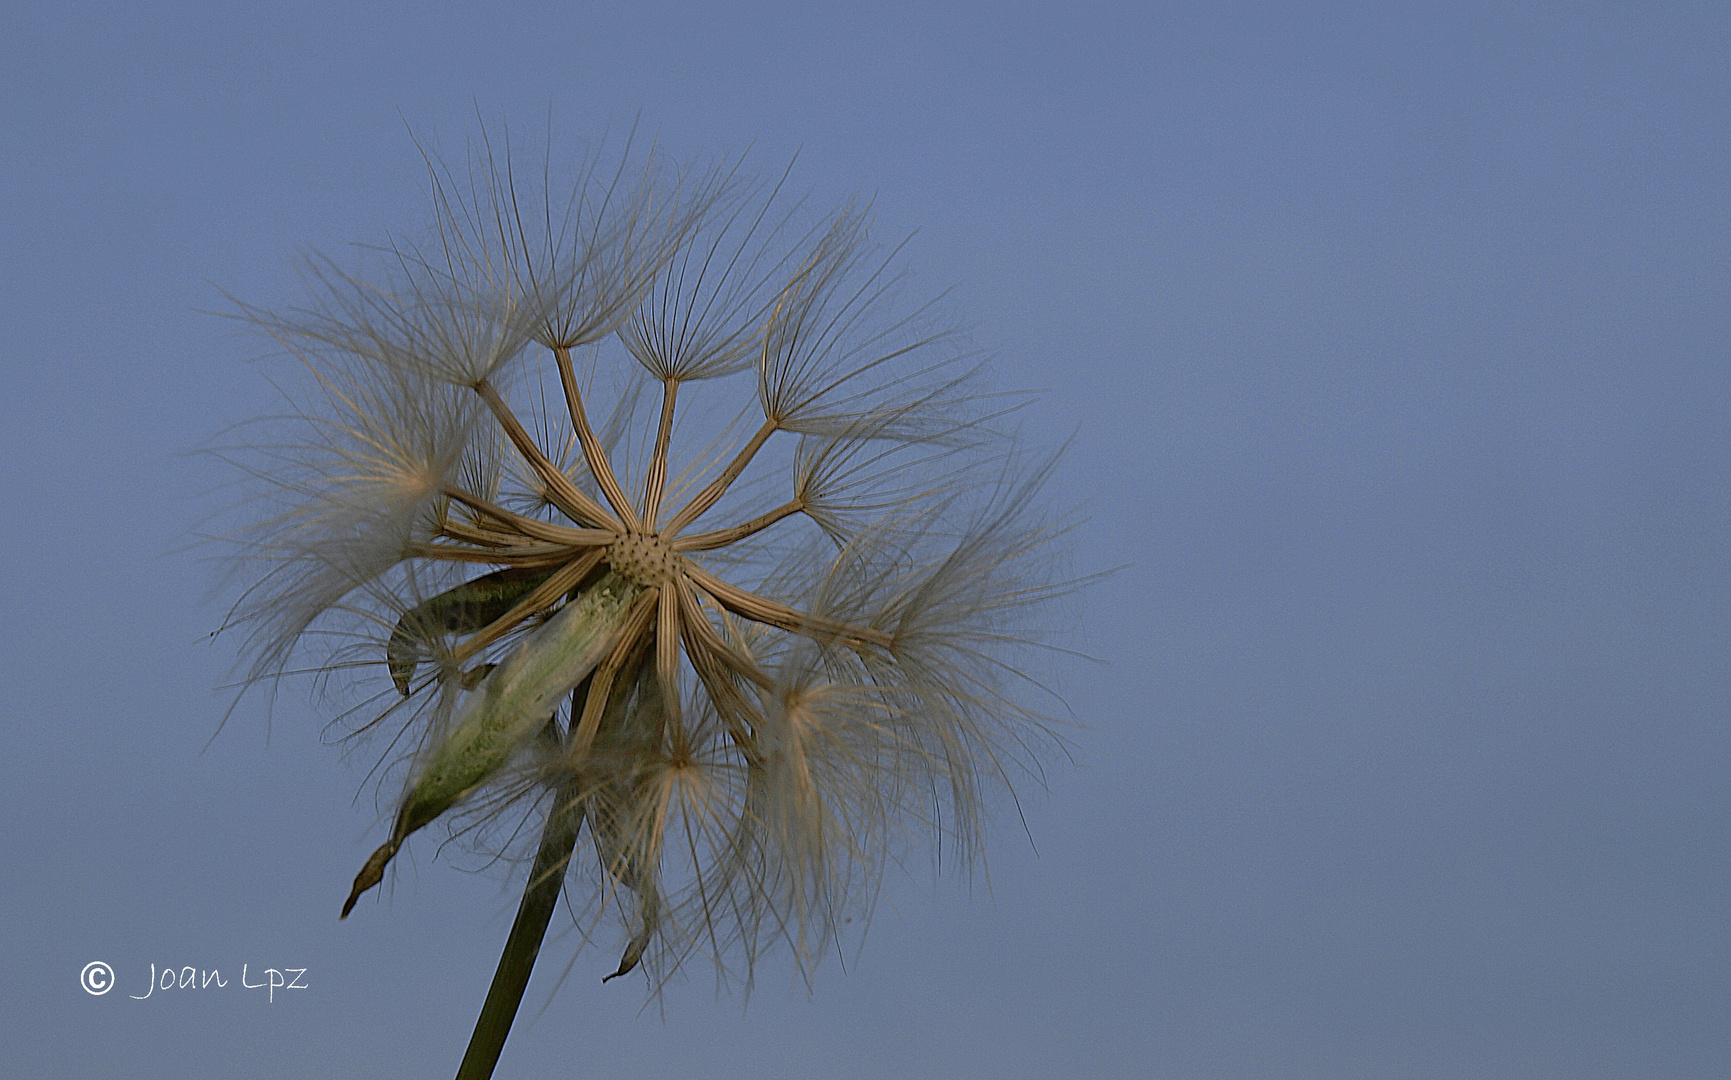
<box><xmin>454</xmin><ymin>775</ymin><xmax>586</xmax><ymax>1080</ymax></box>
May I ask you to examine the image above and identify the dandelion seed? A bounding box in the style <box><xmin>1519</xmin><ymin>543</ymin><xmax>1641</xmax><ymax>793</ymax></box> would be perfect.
<box><xmin>218</xmin><ymin>124</ymin><xmax>1078</xmax><ymax>1079</ymax></box>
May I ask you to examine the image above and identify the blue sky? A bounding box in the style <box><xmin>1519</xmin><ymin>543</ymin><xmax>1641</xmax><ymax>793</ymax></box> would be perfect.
<box><xmin>3</xmin><ymin>3</ymin><xmax>1727</xmax><ymax>1077</ymax></box>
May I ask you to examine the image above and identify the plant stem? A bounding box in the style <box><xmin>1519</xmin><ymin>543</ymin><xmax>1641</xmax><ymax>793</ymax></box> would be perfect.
<box><xmin>454</xmin><ymin>776</ymin><xmax>586</xmax><ymax>1080</ymax></box>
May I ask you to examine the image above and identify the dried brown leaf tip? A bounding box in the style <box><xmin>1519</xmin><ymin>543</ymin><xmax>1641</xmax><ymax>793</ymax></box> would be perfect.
<box><xmin>219</xmin><ymin>128</ymin><xmax>1078</xmax><ymax>990</ymax></box>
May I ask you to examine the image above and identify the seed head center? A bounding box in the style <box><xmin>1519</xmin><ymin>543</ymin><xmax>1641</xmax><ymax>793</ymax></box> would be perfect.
<box><xmin>609</xmin><ymin>531</ymin><xmax>678</xmax><ymax>588</ymax></box>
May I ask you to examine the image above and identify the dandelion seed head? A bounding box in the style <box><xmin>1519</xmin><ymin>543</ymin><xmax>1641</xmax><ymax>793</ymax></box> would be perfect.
<box><xmin>216</xmin><ymin>125</ymin><xmax>1080</xmax><ymax>993</ymax></box>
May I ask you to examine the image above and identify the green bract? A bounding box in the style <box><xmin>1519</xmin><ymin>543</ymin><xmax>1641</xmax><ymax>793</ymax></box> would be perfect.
<box><xmin>343</xmin><ymin>573</ymin><xmax>641</xmax><ymax>917</ymax></box>
<box><xmin>386</xmin><ymin>566</ymin><xmax>559</xmax><ymax>695</ymax></box>
<box><xmin>407</xmin><ymin>572</ymin><xmax>640</xmax><ymax>825</ymax></box>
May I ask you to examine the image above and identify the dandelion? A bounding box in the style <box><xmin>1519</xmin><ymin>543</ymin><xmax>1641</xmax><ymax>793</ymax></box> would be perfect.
<box><xmin>219</xmin><ymin>126</ymin><xmax>1076</xmax><ymax>1079</ymax></box>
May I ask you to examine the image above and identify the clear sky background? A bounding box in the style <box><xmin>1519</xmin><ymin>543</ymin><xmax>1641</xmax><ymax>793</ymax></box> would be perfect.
<box><xmin>3</xmin><ymin>3</ymin><xmax>1727</xmax><ymax>1078</ymax></box>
